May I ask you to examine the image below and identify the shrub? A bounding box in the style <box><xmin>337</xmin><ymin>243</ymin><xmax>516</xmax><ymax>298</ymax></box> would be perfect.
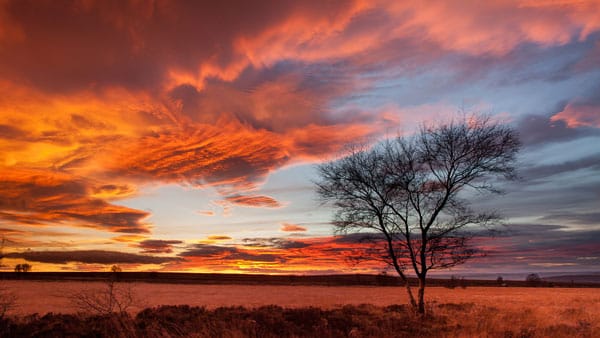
<box><xmin>13</xmin><ymin>264</ymin><xmax>31</xmax><ymax>273</ymax></box>
<box><xmin>526</xmin><ymin>273</ymin><xmax>542</xmax><ymax>286</ymax></box>
<box><xmin>0</xmin><ymin>287</ymin><xmax>16</xmax><ymax>319</ymax></box>
<box><xmin>68</xmin><ymin>278</ymin><xmax>137</xmax><ymax>315</ymax></box>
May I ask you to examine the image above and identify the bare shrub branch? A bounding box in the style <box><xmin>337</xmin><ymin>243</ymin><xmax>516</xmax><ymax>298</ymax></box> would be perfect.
<box><xmin>0</xmin><ymin>287</ymin><xmax>16</xmax><ymax>319</ymax></box>
<box><xmin>69</xmin><ymin>278</ymin><xmax>137</xmax><ymax>315</ymax></box>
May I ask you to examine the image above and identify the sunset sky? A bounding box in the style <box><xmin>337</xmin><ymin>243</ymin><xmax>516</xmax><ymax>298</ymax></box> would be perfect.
<box><xmin>0</xmin><ymin>0</ymin><xmax>599</xmax><ymax>277</ymax></box>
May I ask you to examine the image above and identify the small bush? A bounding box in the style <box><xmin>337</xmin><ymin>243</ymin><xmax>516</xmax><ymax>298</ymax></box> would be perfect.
<box><xmin>68</xmin><ymin>278</ymin><xmax>137</xmax><ymax>315</ymax></box>
<box><xmin>526</xmin><ymin>273</ymin><xmax>542</xmax><ymax>287</ymax></box>
<box><xmin>0</xmin><ymin>287</ymin><xmax>16</xmax><ymax>319</ymax></box>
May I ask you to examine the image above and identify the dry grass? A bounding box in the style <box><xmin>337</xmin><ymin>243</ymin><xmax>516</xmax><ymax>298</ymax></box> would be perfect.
<box><xmin>0</xmin><ymin>303</ymin><xmax>597</xmax><ymax>337</ymax></box>
<box><xmin>0</xmin><ymin>281</ymin><xmax>597</xmax><ymax>337</ymax></box>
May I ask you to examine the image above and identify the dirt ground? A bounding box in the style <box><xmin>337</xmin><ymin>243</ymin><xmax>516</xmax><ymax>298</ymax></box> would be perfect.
<box><xmin>2</xmin><ymin>280</ymin><xmax>598</xmax><ymax>320</ymax></box>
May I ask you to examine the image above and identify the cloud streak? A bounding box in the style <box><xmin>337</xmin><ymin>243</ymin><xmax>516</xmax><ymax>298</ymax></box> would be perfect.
<box><xmin>6</xmin><ymin>250</ymin><xmax>181</xmax><ymax>265</ymax></box>
<box><xmin>138</xmin><ymin>239</ymin><xmax>183</xmax><ymax>254</ymax></box>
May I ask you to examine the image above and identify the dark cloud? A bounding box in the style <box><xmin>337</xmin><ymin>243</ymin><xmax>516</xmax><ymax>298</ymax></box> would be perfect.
<box><xmin>179</xmin><ymin>243</ymin><xmax>284</xmax><ymax>263</ymax></box>
<box><xmin>472</xmin><ymin>223</ymin><xmax>600</xmax><ymax>272</ymax></box>
<box><xmin>229</xmin><ymin>252</ymin><xmax>281</xmax><ymax>263</ymax></box>
<box><xmin>179</xmin><ymin>244</ymin><xmax>238</xmax><ymax>257</ymax></box>
<box><xmin>6</xmin><ymin>250</ymin><xmax>180</xmax><ymax>265</ymax></box>
<box><xmin>332</xmin><ymin>233</ymin><xmax>384</xmax><ymax>244</ymax></box>
<box><xmin>138</xmin><ymin>239</ymin><xmax>183</xmax><ymax>254</ymax></box>
<box><xmin>241</xmin><ymin>237</ymin><xmax>310</xmax><ymax>249</ymax></box>
<box><xmin>70</xmin><ymin>114</ymin><xmax>109</xmax><ymax>130</ymax></box>
<box><xmin>517</xmin><ymin>113</ymin><xmax>600</xmax><ymax>147</ymax></box>
<box><xmin>521</xmin><ymin>153</ymin><xmax>600</xmax><ymax>182</ymax></box>
<box><xmin>0</xmin><ymin>124</ymin><xmax>28</xmax><ymax>139</ymax></box>
<box><xmin>170</xmin><ymin>61</ymin><xmax>359</xmax><ymax>133</ymax></box>
<box><xmin>471</xmin><ymin>151</ymin><xmax>600</xmax><ymax>221</ymax></box>
<box><xmin>498</xmin><ymin>223</ymin><xmax>566</xmax><ymax>237</ymax></box>
<box><xmin>91</xmin><ymin>184</ymin><xmax>135</xmax><ymax>199</ymax></box>
<box><xmin>538</xmin><ymin>212</ymin><xmax>600</xmax><ymax>226</ymax></box>
<box><xmin>0</xmin><ymin>0</ymin><xmax>354</xmax><ymax>93</ymax></box>
<box><xmin>490</xmin><ymin>223</ymin><xmax>600</xmax><ymax>257</ymax></box>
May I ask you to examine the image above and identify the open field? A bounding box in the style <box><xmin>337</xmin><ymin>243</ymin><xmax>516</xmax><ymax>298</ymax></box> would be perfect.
<box><xmin>1</xmin><ymin>280</ymin><xmax>598</xmax><ymax>316</ymax></box>
<box><xmin>0</xmin><ymin>280</ymin><xmax>598</xmax><ymax>337</ymax></box>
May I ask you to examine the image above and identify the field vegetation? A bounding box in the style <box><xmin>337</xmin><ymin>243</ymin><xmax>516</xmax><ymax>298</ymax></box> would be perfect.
<box><xmin>0</xmin><ymin>301</ymin><xmax>597</xmax><ymax>337</ymax></box>
<box><xmin>0</xmin><ymin>280</ymin><xmax>597</xmax><ymax>337</ymax></box>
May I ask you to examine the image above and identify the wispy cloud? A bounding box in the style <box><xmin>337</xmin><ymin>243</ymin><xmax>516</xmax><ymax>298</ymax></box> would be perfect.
<box><xmin>138</xmin><ymin>239</ymin><xmax>183</xmax><ymax>254</ymax></box>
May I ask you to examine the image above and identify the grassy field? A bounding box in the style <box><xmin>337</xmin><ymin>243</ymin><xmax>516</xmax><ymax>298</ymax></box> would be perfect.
<box><xmin>0</xmin><ymin>281</ymin><xmax>598</xmax><ymax>337</ymax></box>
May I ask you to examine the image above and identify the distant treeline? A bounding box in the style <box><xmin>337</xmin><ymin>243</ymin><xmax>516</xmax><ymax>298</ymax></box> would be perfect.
<box><xmin>0</xmin><ymin>272</ymin><xmax>597</xmax><ymax>288</ymax></box>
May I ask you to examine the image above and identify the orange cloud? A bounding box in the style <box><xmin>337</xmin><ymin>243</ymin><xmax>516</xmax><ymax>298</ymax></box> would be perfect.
<box><xmin>225</xmin><ymin>195</ymin><xmax>282</xmax><ymax>208</ymax></box>
<box><xmin>197</xmin><ymin>210</ymin><xmax>215</xmax><ymax>216</ymax></box>
<box><xmin>207</xmin><ymin>235</ymin><xmax>233</xmax><ymax>241</ymax></box>
<box><xmin>102</xmin><ymin>116</ymin><xmax>290</xmax><ymax>189</ymax></box>
<box><xmin>551</xmin><ymin>102</ymin><xmax>600</xmax><ymax>128</ymax></box>
<box><xmin>0</xmin><ymin>168</ymin><xmax>150</xmax><ymax>233</ymax></box>
<box><xmin>280</xmin><ymin>223</ymin><xmax>307</xmax><ymax>232</ymax></box>
<box><xmin>112</xmin><ymin>235</ymin><xmax>148</xmax><ymax>243</ymax></box>
<box><xmin>99</xmin><ymin>112</ymin><xmax>379</xmax><ymax>191</ymax></box>
<box><xmin>385</xmin><ymin>0</ymin><xmax>600</xmax><ymax>56</ymax></box>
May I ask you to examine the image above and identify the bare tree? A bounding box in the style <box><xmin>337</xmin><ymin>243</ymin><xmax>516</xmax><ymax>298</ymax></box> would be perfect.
<box><xmin>69</xmin><ymin>268</ymin><xmax>136</xmax><ymax>315</ymax></box>
<box><xmin>316</xmin><ymin>116</ymin><xmax>520</xmax><ymax>314</ymax></box>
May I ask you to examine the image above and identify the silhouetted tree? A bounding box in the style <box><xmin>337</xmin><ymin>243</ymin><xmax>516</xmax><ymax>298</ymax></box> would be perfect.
<box><xmin>316</xmin><ymin>116</ymin><xmax>520</xmax><ymax>314</ymax></box>
<box><xmin>14</xmin><ymin>263</ymin><xmax>32</xmax><ymax>273</ymax></box>
<box><xmin>446</xmin><ymin>275</ymin><xmax>458</xmax><ymax>289</ymax></box>
<box><xmin>111</xmin><ymin>265</ymin><xmax>122</xmax><ymax>273</ymax></box>
<box><xmin>526</xmin><ymin>273</ymin><xmax>542</xmax><ymax>286</ymax></box>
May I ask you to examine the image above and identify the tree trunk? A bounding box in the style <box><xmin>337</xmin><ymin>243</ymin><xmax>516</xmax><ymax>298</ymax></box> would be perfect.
<box><xmin>404</xmin><ymin>280</ymin><xmax>417</xmax><ymax>309</ymax></box>
<box><xmin>417</xmin><ymin>276</ymin><xmax>426</xmax><ymax>314</ymax></box>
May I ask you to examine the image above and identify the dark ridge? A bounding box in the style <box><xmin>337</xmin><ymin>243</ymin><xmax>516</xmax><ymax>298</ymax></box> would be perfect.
<box><xmin>1</xmin><ymin>272</ymin><xmax>598</xmax><ymax>287</ymax></box>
